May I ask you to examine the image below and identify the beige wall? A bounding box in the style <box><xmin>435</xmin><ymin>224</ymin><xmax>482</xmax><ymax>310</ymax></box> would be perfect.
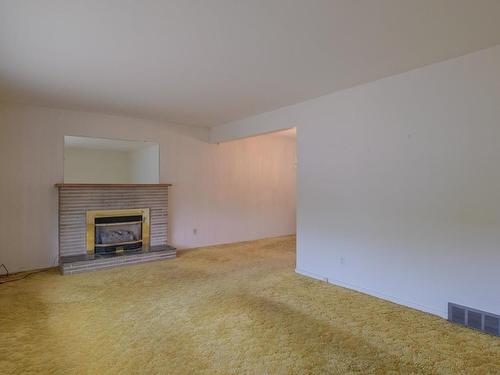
<box><xmin>0</xmin><ymin>104</ymin><xmax>296</xmax><ymax>272</ymax></box>
<box><xmin>64</xmin><ymin>143</ymin><xmax>160</xmax><ymax>184</ymax></box>
<box><xmin>129</xmin><ymin>145</ymin><xmax>160</xmax><ymax>184</ymax></box>
<box><xmin>64</xmin><ymin>147</ymin><xmax>132</xmax><ymax>183</ymax></box>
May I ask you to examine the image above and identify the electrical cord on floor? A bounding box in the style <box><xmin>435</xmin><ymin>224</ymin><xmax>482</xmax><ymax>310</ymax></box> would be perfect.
<box><xmin>0</xmin><ymin>264</ymin><xmax>49</xmax><ymax>284</ymax></box>
<box><xmin>0</xmin><ymin>263</ymin><xmax>8</xmax><ymax>276</ymax></box>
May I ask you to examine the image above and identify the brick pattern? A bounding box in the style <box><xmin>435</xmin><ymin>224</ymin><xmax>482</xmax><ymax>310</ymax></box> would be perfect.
<box><xmin>57</xmin><ymin>186</ymin><xmax>169</xmax><ymax>257</ymax></box>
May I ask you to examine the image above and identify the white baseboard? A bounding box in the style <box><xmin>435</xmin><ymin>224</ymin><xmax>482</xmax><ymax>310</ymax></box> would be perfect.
<box><xmin>295</xmin><ymin>268</ymin><xmax>327</xmax><ymax>281</ymax></box>
<box><xmin>295</xmin><ymin>268</ymin><xmax>447</xmax><ymax>319</ymax></box>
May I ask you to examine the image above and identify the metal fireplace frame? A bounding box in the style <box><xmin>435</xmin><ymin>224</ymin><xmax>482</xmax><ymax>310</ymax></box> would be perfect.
<box><xmin>85</xmin><ymin>208</ymin><xmax>150</xmax><ymax>255</ymax></box>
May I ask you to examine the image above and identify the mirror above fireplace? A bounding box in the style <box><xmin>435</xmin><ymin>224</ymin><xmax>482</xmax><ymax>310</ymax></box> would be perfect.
<box><xmin>64</xmin><ymin>136</ymin><xmax>160</xmax><ymax>184</ymax></box>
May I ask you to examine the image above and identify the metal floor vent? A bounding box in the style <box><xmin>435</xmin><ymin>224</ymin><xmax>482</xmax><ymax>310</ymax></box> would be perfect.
<box><xmin>448</xmin><ymin>303</ymin><xmax>500</xmax><ymax>336</ymax></box>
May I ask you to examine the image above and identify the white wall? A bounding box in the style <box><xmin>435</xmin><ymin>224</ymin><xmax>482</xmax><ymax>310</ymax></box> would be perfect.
<box><xmin>211</xmin><ymin>45</ymin><xmax>500</xmax><ymax>318</ymax></box>
<box><xmin>64</xmin><ymin>147</ymin><xmax>132</xmax><ymax>183</ymax></box>
<box><xmin>0</xmin><ymin>104</ymin><xmax>296</xmax><ymax>273</ymax></box>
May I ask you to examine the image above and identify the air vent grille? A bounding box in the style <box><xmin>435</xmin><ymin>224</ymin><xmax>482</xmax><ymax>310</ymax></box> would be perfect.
<box><xmin>467</xmin><ymin>311</ymin><xmax>482</xmax><ymax>330</ymax></box>
<box><xmin>448</xmin><ymin>303</ymin><xmax>500</xmax><ymax>336</ymax></box>
<box><xmin>450</xmin><ymin>305</ymin><xmax>465</xmax><ymax>324</ymax></box>
<box><xmin>485</xmin><ymin>315</ymin><xmax>500</xmax><ymax>336</ymax></box>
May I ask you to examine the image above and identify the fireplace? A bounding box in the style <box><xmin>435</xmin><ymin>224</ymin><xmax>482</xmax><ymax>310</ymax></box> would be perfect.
<box><xmin>57</xmin><ymin>184</ymin><xmax>175</xmax><ymax>274</ymax></box>
<box><xmin>86</xmin><ymin>208</ymin><xmax>150</xmax><ymax>255</ymax></box>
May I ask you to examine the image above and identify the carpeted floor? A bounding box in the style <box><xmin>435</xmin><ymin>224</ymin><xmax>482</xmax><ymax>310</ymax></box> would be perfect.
<box><xmin>1</xmin><ymin>236</ymin><xmax>499</xmax><ymax>374</ymax></box>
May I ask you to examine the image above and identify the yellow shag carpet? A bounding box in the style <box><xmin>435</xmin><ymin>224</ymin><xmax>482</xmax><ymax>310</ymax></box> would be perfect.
<box><xmin>1</xmin><ymin>236</ymin><xmax>499</xmax><ymax>374</ymax></box>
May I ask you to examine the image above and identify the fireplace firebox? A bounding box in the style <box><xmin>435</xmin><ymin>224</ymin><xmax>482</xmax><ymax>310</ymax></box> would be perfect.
<box><xmin>86</xmin><ymin>208</ymin><xmax>150</xmax><ymax>254</ymax></box>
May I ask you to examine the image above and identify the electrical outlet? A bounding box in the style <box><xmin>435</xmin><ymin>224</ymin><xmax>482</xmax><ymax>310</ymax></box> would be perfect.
<box><xmin>340</xmin><ymin>257</ymin><xmax>346</xmax><ymax>265</ymax></box>
<box><xmin>193</xmin><ymin>228</ymin><xmax>197</xmax><ymax>235</ymax></box>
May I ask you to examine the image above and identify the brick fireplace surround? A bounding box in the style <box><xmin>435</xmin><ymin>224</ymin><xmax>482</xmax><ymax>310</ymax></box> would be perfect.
<box><xmin>56</xmin><ymin>184</ymin><xmax>176</xmax><ymax>274</ymax></box>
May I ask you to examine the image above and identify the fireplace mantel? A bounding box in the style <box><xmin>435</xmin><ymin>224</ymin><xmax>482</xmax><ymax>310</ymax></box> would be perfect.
<box><xmin>55</xmin><ymin>183</ymin><xmax>172</xmax><ymax>188</ymax></box>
